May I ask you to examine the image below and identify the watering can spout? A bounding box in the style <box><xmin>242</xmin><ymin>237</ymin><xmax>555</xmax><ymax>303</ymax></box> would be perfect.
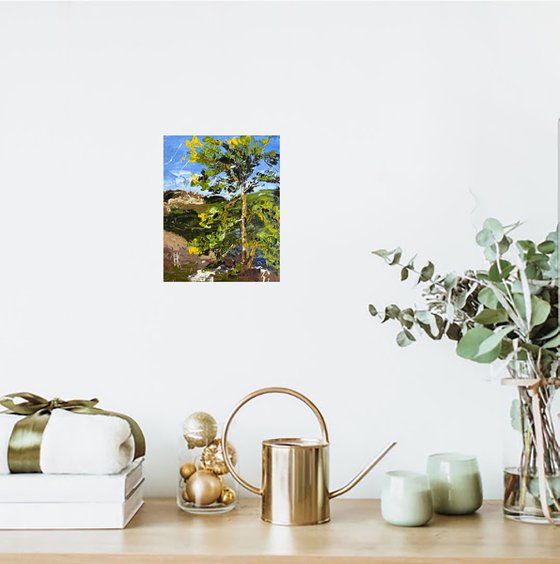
<box><xmin>328</xmin><ymin>441</ymin><xmax>397</xmax><ymax>499</ymax></box>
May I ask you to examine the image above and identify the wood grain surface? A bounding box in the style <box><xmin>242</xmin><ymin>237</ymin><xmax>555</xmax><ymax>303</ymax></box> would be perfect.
<box><xmin>0</xmin><ymin>498</ymin><xmax>558</xmax><ymax>563</ymax></box>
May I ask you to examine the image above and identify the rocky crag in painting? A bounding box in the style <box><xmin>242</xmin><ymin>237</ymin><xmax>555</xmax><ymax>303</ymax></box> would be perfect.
<box><xmin>163</xmin><ymin>135</ymin><xmax>280</xmax><ymax>282</ymax></box>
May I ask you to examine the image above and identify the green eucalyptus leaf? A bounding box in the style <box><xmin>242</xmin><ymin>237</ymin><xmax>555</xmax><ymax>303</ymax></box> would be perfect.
<box><xmin>390</xmin><ymin>248</ymin><xmax>402</xmax><ymax>265</ymax></box>
<box><xmin>445</xmin><ymin>302</ymin><xmax>456</xmax><ymax>321</ymax></box>
<box><xmin>476</xmin><ymin>228</ymin><xmax>494</xmax><ymax>247</ymax></box>
<box><xmin>478</xmin><ymin>287</ymin><xmax>499</xmax><ymax>309</ymax></box>
<box><xmin>528</xmin><ymin>476</ymin><xmax>560</xmax><ymax>503</ymax></box>
<box><xmin>476</xmin><ymin>270</ymin><xmax>490</xmax><ymax>282</ymax></box>
<box><xmin>543</xmin><ymin>250</ymin><xmax>558</xmax><ymax>279</ymax></box>
<box><xmin>396</xmin><ymin>331</ymin><xmax>413</xmax><ymax>347</ymax></box>
<box><xmin>519</xmin><ymin>341</ymin><xmax>540</xmax><ymax>355</ymax></box>
<box><xmin>498</xmin><ymin>236</ymin><xmax>512</xmax><ymax>254</ymax></box>
<box><xmin>420</xmin><ymin>261</ymin><xmax>434</xmax><ymax>282</ymax></box>
<box><xmin>511</xmin><ymin>279</ymin><xmax>541</xmax><ymax>294</ymax></box>
<box><xmin>457</xmin><ymin>326</ymin><xmax>512</xmax><ymax>363</ymax></box>
<box><xmin>383</xmin><ymin>304</ymin><xmax>400</xmax><ymax>321</ymax></box>
<box><xmin>403</xmin><ymin>328</ymin><xmax>416</xmax><ymax>341</ymax></box>
<box><xmin>544</xmin><ymin>229</ymin><xmax>558</xmax><ymax>276</ymax></box>
<box><xmin>417</xmin><ymin>322</ymin><xmax>432</xmax><ymax>338</ymax></box>
<box><xmin>531</xmin><ymin>296</ymin><xmax>551</xmax><ymax>326</ymax></box>
<box><xmin>433</xmin><ymin>314</ymin><xmax>445</xmax><ymax>335</ymax></box>
<box><xmin>372</xmin><ymin>249</ymin><xmax>391</xmax><ymax>259</ymax></box>
<box><xmin>527</xmin><ymin>253</ymin><xmax>550</xmax><ymax>266</ymax></box>
<box><xmin>517</xmin><ymin>240</ymin><xmax>536</xmax><ymax>253</ymax></box>
<box><xmin>483</xmin><ymin>218</ymin><xmax>505</xmax><ymax>240</ymax></box>
<box><xmin>455</xmin><ymin>289</ymin><xmax>469</xmax><ymax>309</ymax></box>
<box><xmin>512</xmin><ymin>293</ymin><xmax>527</xmax><ymax>320</ymax></box>
<box><xmin>525</xmin><ymin>262</ymin><xmax>540</xmax><ymax>279</ymax></box>
<box><xmin>446</xmin><ymin>323</ymin><xmax>462</xmax><ymax>341</ymax></box>
<box><xmin>401</xmin><ymin>267</ymin><xmax>409</xmax><ymax>281</ymax></box>
<box><xmin>484</xmin><ymin>245</ymin><xmax>497</xmax><ymax>262</ymax></box>
<box><xmin>537</xmin><ymin>240</ymin><xmax>556</xmax><ymax>254</ymax></box>
<box><xmin>399</xmin><ymin>308</ymin><xmax>415</xmax><ymax>329</ymax></box>
<box><xmin>516</xmin><ymin>348</ymin><xmax>529</xmax><ymax>361</ymax></box>
<box><xmin>510</xmin><ymin>399</ymin><xmax>523</xmax><ymax>432</ymax></box>
<box><xmin>543</xmin><ymin>333</ymin><xmax>560</xmax><ymax>349</ymax></box>
<box><xmin>476</xmin><ymin>325</ymin><xmax>512</xmax><ymax>357</ymax></box>
<box><xmin>539</xmin><ymin>324</ymin><xmax>560</xmax><ymax>341</ymax></box>
<box><xmin>368</xmin><ymin>304</ymin><xmax>378</xmax><ymax>317</ymax></box>
<box><xmin>473</xmin><ymin>308</ymin><xmax>509</xmax><ymax>325</ymax></box>
<box><xmin>457</xmin><ymin>327</ymin><xmax>495</xmax><ymax>360</ymax></box>
<box><xmin>443</xmin><ymin>272</ymin><xmax>458</xmax><ymax>290</ymax></box>
<box><xmin>488</xmin><ymin>260</ymin><xmax>514</xmax><ymax>282</ymax></box>
<box><xmin>415</xmin><ymin>310</ymin><xmax>443</xmax><ymax>339</ymax></box>
<box><xmin>415</xmin><ymin>310</ymin><xmax>433</xmax><ymax>325</ymax></box>
<box><xmin>472</xmin><ymin>348</ymin><xmax>503</xmax><ymax>364</ymax></box>
<box><xmin>499</xmin><ymin>338</ymin><xmax>513</xmax><ymax>358</ymax></box>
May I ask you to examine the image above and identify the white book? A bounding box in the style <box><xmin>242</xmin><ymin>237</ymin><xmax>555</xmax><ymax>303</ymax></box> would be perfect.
<box><xmin>0</xmin><ymin>458</ymin><xmax>143</xmax><ymax>503</ymax></box>
<box><xmin>0</xmin><ymin>479</ymin><xmax>144</xmax><ymax>529</ymax></box>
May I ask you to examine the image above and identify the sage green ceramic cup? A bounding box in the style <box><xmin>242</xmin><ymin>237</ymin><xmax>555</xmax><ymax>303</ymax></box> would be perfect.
<box><xmin>427</xmin><ymin>453</ymin><xmax>483</xmax><ymax>515</ymax></box>
<box><xmin>381</xmin><ymin>471</ymin><xmax>433</xmax><ymax>527</ymax></box>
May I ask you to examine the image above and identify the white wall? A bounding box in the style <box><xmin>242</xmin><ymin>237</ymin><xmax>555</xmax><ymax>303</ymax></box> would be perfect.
<box><xmin>0</xmin><ymin>1</ymin><xmax>558</xmax><ymax>499</ymax></box>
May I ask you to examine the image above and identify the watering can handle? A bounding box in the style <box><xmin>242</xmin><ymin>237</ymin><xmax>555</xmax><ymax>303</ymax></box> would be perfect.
<box><xmin>221</xmin><ymin>387</ymin><xmax>330</xmax><ymax>496</ymax></box>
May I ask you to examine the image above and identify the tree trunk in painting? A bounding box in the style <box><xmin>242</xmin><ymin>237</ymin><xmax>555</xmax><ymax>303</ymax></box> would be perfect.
<box><xmin>241</xmin><ymin>186</ymin><xmax>249</xmax><ymax>269</ymax></box>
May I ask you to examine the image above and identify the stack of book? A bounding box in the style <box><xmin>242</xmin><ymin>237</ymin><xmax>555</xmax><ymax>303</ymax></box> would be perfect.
<box><xmin>0</xmin><ymin>458</ymin><xmax>144</xmax><ymax>529</ymax></box>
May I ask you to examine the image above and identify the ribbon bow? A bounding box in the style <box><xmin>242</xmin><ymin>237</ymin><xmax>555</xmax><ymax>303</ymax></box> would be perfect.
<box><xmin>0</xmin><ymin>392</ymin><xmax>100</xmax><ymax>416</ymax></box>
<box><xmin>0</xmin><ymin>392</ymin><xmax>146</xmax><ymax>473</ymax></box>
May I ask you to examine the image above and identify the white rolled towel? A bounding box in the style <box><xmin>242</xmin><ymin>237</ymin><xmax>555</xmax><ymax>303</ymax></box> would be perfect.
<box><xmin>0</xmin><ymin>409</ymin><xmax>135</xmax><ymax>474</ymax></box>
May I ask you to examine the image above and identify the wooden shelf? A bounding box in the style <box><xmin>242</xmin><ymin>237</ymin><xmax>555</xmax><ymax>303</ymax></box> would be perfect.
<box><xmin>0</xmin><ymin>498</ymin><xmax>557</xmax><ymax>563</ymax></box>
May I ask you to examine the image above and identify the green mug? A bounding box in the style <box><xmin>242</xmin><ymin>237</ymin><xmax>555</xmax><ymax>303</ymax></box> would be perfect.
<box><xmin>427</xmin><ymin>453</ymin><xmax>483</xmax><ymax>515</ymax></box>
<box><xmin>381</xmin><ymin>471</ymin><xmax>433</xmax><ymax>527</ymax></box>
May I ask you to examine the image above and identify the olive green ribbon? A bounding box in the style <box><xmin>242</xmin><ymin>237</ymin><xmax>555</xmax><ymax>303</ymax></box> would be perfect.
<box><xmin>0</xmin><ymin>392</ymin><xmax>146</xmax><ymax>474</ymax></box>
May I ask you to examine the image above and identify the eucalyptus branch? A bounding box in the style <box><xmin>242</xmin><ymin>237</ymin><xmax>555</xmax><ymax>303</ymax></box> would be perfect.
<box><xmin>370</xmin><ymin>218</ymin><xmax>558</xmax><ymax>369</ymax></box>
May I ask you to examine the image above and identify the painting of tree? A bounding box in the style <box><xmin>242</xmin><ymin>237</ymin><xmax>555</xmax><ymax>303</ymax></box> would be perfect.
<box><xmin>163</xmin><ymin>135</ymin><xmax>280</xmax><ymax>282</ymax></box>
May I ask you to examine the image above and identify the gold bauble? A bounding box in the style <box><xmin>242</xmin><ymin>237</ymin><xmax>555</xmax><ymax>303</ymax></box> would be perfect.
<box><xmin>183</xmin><ymin>412</ymin><xmax>218</xmax><ymax>449</ymax></box>
<box><xmin>200</xmin><ymin>439</ymin><xmax>237</xmax><ymax>475</ymax></box>
<box><xmin>219</xmin><ymin>485</ymin><xmax>237</xmax><ymax>506</ymax></box>
<box><xmin>179</xmin><ymin>462</ymin><xmax>197</xmax><ymax>480</ymax></box>
<box><xmin>186</xmin><ymin>470</ymin><xmax>222</xmax><ymax>506</ymax></box>
<box><xmin>181</xmin><ymin>484</ymin><xmax>191</xmax><ymax>503</ymax></box>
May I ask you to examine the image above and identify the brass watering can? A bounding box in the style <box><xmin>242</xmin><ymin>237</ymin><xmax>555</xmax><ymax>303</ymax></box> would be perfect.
<box><xmin>222</xmin><ymin>387</ymin><xmax>397</xmax><ymax>526</ymax></box>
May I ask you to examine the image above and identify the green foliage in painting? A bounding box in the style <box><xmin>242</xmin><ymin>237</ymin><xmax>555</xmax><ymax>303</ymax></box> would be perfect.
<box><xmin>189</xmin><ymin>136</ymin><xmax>279</xmax><ymax>193</ymax></box>
<box><xmin>163</xmin><ymin>135</ymin><xmax>280</xmax><ymax>282</ymax></box>
<box><xmin>189</xmin><ymin>136</ymin><xmax>279</xmax><ymax>271</ymax></box>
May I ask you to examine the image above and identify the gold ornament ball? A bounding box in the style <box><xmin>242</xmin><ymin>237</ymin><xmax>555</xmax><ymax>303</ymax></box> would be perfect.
<box><xmin>183</xmin><ymin>412</ymin><xmax>218</xmax><ymax>449</ymax></box>
<box><xmin>219</xmin><ymin>485</ymin><xmax>237</xmax><ymax>506</ymax></box>
<box><xmin>179</xmin><ymin>462</ymin><xmax>197</xmax><ymax>480</ymax></box>
<box><xmin>181</xmin><ymin>484</ymin><xmax>191</xmax><ymax>503</ymax></box>
<box><xmin>186</xmin><ymin>470</ymin><xmax>222</xmax><ymax>506</ymax></box>
<box><xmin>200</xmin><ymin>439</ymin><xmax>238</xmax><ymax>475</ymax></box>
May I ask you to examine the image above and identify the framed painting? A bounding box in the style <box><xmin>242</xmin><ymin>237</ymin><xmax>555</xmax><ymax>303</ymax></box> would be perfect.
<box><xmin>163</xmin><ymin>135</ymin><xmax>280</xmax><ymax>282</ymax></box>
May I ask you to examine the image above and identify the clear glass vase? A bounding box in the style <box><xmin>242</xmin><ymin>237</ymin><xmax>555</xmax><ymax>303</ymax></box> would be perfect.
<box><xmin>503</xmin><ymin>360</ymin><xmax>560</xmax><ymax>524</ymax></box>
<box><xmin>176</xmin><ymin>414</ymin><xmax>239</xmax><ymax>514</ymax></box>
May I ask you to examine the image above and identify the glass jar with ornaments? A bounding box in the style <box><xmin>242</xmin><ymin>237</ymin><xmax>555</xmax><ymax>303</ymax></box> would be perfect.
<box><xmin>177</xmin><ymin>411</ymin><xmax>239</xmax><ymax>514</ymax></box>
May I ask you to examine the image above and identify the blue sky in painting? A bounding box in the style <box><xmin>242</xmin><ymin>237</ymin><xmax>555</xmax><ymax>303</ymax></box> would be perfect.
<box><xmin>163</xmin><ymin>135</ymin><xmax>280</xmax><ymax>195</ymax></box>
